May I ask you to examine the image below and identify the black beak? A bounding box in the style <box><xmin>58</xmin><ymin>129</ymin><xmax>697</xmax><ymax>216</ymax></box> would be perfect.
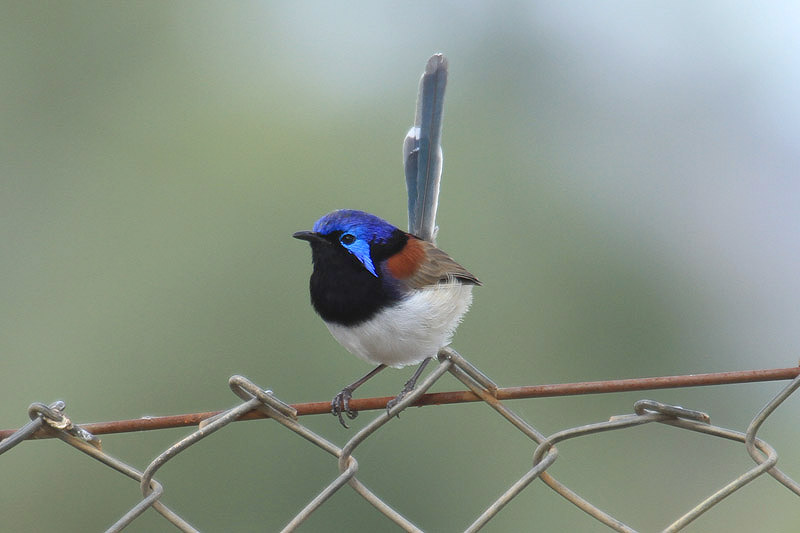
<box><xmin>293</xmin><ymin>231</ymin><xmax>326</xmax><ymax>244</ymax></box>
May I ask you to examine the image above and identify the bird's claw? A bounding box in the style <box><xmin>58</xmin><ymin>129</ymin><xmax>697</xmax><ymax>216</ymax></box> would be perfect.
<box><xmin>385</xmin><ymin>382</ymin><xmax>416</xmax><ymax>417</ymax></box>
<box><xmin>331</xmin><ymin>388</ymin><xmax>358</xmax><ymax>428</ymax></box>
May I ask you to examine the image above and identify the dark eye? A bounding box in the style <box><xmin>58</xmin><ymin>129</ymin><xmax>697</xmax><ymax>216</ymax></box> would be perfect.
<box><xmin>340</xmin><ymin>233</ymin><xmax>356</xmax><ymax>245</ymax></box>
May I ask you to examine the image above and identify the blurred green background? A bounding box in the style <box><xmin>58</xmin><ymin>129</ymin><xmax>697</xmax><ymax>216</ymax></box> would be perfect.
<box><xmin>2</xmin><ymin>2</ymin><xmax>799</xmax><ymax>532</ymax></box>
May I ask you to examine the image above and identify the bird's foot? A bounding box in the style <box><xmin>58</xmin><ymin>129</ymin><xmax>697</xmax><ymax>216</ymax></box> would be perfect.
<box><xmin>385</xmin><ymin>357</ymin><xmax>431</xmax><ymax>417</ymax></box>
<box><xmin>385</xmin><ymin>381</ymin><xmax>417</xmax><ymax>417</ymax></box>
<box><xmin>331</xmin><ymin>387</ymin><xmax>358</xmax><ymax>428</ymax></box>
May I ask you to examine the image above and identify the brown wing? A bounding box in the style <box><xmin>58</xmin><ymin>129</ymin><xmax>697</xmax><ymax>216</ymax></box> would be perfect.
<box><xmin>400</xmin><ymin>238</ymin><xmax>481</xmax><ymax>290</ymax></box>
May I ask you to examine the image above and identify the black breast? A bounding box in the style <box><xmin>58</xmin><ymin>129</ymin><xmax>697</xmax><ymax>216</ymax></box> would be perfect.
<box><xmin>307</xmin><ymin>233</ymin><xmax>406</xmax><ymax>326</ymax></box>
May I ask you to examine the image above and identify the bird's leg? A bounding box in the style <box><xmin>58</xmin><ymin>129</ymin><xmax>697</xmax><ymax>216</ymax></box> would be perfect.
<box><xmin>332</xmin><ymin>364</ymin><xmax>387</xmax><ymax>428</ymax></box>
<box><xmin>386</xmin><ymin>357</ymin><xmax>432</xmax><ymax>415</ymax></box>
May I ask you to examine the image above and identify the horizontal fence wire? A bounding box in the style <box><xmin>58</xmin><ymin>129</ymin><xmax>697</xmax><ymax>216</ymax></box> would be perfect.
<box><xmin>3</xmin><ymin>365</ymin><xmax>797</xmax><ymax>440</ymax></box>
<box><xmin>1</xmin><ymin>348</ymin><xmax>799</xmax><ymax>532</ymax></box>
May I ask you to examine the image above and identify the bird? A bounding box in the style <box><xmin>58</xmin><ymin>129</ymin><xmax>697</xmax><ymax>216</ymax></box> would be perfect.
<box><xmin>293</xmin><ymin>54</ymin><xmax>480</xmax><ymax>427</ymax></box>
<box><xmin>293</xmin><ymin>211</ymin><xmax>480</xmax><ymax>425</ymax></box>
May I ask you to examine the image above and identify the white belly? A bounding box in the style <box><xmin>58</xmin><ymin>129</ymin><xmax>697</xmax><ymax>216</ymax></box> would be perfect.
<box><xmin>325</xmin><ymin>282</ymin><xmax>474</xmax><ymax>368</ymax></box>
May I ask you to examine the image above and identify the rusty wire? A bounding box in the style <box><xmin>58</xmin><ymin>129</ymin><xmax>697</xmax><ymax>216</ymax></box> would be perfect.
<box><xmin>1</xmin><ymin>349</ymin><xmax>799</xmax><ymax>532</ymax></box>
<box><xmin>1</xmin><ymin>364</ymin><xmax>797</xmax><ymax>441</ymax></box>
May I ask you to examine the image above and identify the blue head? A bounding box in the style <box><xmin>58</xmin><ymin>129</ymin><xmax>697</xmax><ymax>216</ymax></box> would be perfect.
<box><xmin>296</xmin><ymin>209</ymin><xmax>399</xmax><ymax>277</ymax></box>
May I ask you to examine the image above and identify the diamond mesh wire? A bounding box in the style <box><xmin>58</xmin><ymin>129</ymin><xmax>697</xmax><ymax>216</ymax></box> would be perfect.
<box><xmin>2</xmin><ymin>348</ymin><xmax>798</xmax><ymax>532</ymax></box>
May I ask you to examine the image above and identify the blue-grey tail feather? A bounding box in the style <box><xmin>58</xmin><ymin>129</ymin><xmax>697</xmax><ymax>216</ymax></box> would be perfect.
<box><xmin>404</xmin><ymin>54</ymin><xmax>448</xmax><ymax>243</ymax></box>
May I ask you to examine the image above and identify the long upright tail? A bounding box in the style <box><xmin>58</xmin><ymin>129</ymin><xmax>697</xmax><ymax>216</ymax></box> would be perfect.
<box><xmin>403</xmin><ymin>54</ymin><xmax>448</xmax><ymax>244</ymax></box>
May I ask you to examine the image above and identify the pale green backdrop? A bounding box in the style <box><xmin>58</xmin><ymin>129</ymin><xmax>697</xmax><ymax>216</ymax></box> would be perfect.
<box><xmin>2</xmin><ymin>2</ymin><xmax>799</xmax><ymax>532</ymax></box>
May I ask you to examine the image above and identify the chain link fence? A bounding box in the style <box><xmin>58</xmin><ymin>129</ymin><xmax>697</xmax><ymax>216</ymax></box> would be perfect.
<box><xmin>2</xmin><ymin>347</ymin><xmax>799</xmax><ymax>532</ymax></box>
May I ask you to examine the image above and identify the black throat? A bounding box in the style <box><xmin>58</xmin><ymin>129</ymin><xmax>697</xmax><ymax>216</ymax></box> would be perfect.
<box><xmin>307</xmin><ymin>230</ymin><xmax>407</xmax><ymax>326</ymax></box>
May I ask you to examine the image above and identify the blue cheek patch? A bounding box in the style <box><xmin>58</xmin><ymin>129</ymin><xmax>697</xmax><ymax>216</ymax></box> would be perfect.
<box><xmin>347</xmin><ymin>240</ymin><xmax>378</xmax><ymax>277</ymax></box>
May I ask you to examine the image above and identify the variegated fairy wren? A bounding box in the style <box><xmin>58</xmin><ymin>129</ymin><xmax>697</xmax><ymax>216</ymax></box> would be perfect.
<box><xmin>294</xmin><ymin>55</ymin><xmax>480</xmax><ymax>427</ymax></box>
